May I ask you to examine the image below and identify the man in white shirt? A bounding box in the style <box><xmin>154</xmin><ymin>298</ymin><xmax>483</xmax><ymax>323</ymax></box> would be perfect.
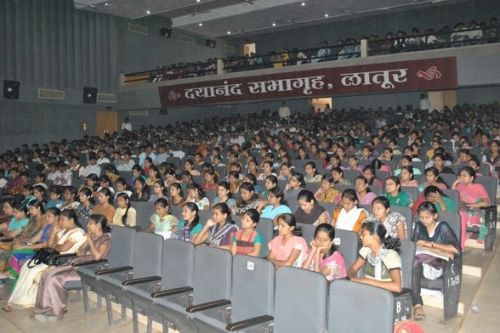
<box><xmin>79</xmin><ymin>153</ymin><xmax>101</xmax><ymax>178</ymax></box>
<box><xmin>278</xmin><ymin>101</ymin><xmax>291</xmax><ymax>120</ymax></box>
<box><xmin>419</xmin><ymin>93</ymin><xmax>430</xmax><ymax>112</ymax></box>
<box><xmin>121</xmin><ymin>117</ymin><xmax>132</xmax><ymax>131</ymax></box>
<box><xmin>116</xmin><ymin>151</ymin><xmax>136</xmax><ymax>172</ymax></box>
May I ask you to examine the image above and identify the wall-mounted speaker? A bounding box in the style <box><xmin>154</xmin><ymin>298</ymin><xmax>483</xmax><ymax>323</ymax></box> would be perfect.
<box><xmin>206</xmin><ymin>39</ymin><xmax>216</xmax><ymax>48</ymax></box>
<box><xmin>159</xmin><ymin>28</ymin><xmax>172</xmax><ymax>38</ymax></box>
<box><xmin>83</xmin><ymin>87</ymin><xmax>98</xmax><ymax>104</ymax></box>
<box><xmin>3</xmin><ymin>80</ymin><xmax>20</xmax><ymax>99</ymax></box>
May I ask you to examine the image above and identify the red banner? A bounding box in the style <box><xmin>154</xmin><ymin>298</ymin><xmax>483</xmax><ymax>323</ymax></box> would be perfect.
<box><xmin>159</xmin><ymin>57</ymin><xmax>457</xmax><ymax>107</ymax></box>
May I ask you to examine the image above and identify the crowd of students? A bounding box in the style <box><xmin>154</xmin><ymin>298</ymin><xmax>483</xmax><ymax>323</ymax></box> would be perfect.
<box><xmin>146</xmin><ymin>16</ymin><xmax>499</xmax><ymax>81</ymax></box>
<box><xmin>0</xmin><ymin>102</ymin><xmax>498</xmax><ymax>323</ymax></box>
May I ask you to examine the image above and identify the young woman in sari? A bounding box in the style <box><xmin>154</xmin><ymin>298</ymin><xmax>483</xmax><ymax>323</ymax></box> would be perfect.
<box><xmin>33</xmin><ymin>214</ymin><xmax>111</xmax><ymax>321</ymax></box>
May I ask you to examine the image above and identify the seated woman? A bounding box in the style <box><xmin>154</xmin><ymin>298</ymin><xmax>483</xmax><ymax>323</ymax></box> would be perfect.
<box><xmin>92</xmin><ymin>188</ymin><xmax>116</xmax><ymax>224</ymax></box>
<box><xmin>235</xmin><ymin>182</ymin><xmax>261</xmax><ymax>215</ymax></box>
<box><xmin>331</xmin><ymin>167</ymin><xmax>351</xmax><ymax>186</ymax></box>
<box><xmin>384</xmin><ymin>176</ymin><xmax>413</xmax><ymax>208</ymax></box>
<box><xmin>175</xmin><ymin>202</ymin><xmax>203</xmax><ymax>242</ymax></box>
<box><xmin>186</xmin><ymin>183</ymin><xmax>210</xmax><ymax>210</ymax></box>
<box><xmin>145</xmin><ymin>165</ymin><xmax>161</xmax><ymax>187</ymax></box>
<box><xmin>259</xmin><ymin>187</ymin><xmax>292</xmax><ymax>228</ymax></box>
<box><xmin>410</xmin><ymin>201</ymin><xmax>460</xmax><ymax>321</ymax></box>
<box><xmin>2</xmin><ymin>203</ymin><xmax>54</xmax><ymax>281</ymax></box>
<box><xmin>145</xmin><ymin>198</ymin><xmax>178</xmax><ymax>238</ymax></box>
<box><xmin>452</xmin><ymin>166</ymin><xmax>490</xmax><ymax>249</ymax></box>
<box><xmin>295</xmin><ymin>190</ymin><xmax>331</xmax><ymax>226</ymax></box>
<box><xmin>394</xmin><ymin>155</ymin><xmax>422</xmax><ymax>177</ymax></box>
<box><xmin>399</xmin><ymin>166</ymin><xmax>419</xmax><ymax>188</ymax></box>
<box><xmin>228</xmin><ymin>171</ymin><xmax>241</xmax><ymax>195</ymax></box>
<box><xmin>257</xmin><ymin>161</ymin><xmax>276</xmax><ymax>181</ymax></box>
<box><xmin>314</xmin><ymin>174</ymin><xmax>341</xmax><ymax>204</ymax></box>
<box><xmin>304</xmin><ymin>162</ymin><xmax>322</xmax><ymax>183</ymax></box>
<box><xmin>267</xmin><ymin>213</ymin><xmax>308</xmax><ymax>268</ymax></box>
<box><xmin>75</xmin><ymin>187</ymin><xmax>93</xmax><ymax>232</ymax></box>
<box><xmin>112</xmin><ymin>193</ymin><xmax>137</xmax><ymax>227</ymax></box>
<box><xmin>412</xmin><ymin>185</ymin><xmax>458</xmax><ymax>215</ymax></box>
<box><xmin>130</xmin><ymin>177</ymin><xmax>150</xmax><ymax>202</ymax></box>
<box><xmin>302</xmin><ymin>223</ymin><xmax>347</xmax><ymax>281</ymax></box>
<box><xmin>231</xmin><ymin>209</ymin><xmax>263</xmax><ymax>257</ymax></box>
<box><xmin>418</xmin><ymin>167</ymin><xmax>448</xmax><ymax>193</ymax></box>
<box><xmin>169</xmin><ymin>183</ymin><xmax>185</xmax><ymax>208</ymax></box>
<box><xmin>60</xmin><ymin>187</ymin><xmax>80</xmax><ymax>211</ymax></box>
<box><xmin>354</xmin><ymin>176</ymin><xmax>378</xmax><ymax>206</ymax></box>
<box><xmin>33</xmin><ymin>214</ymin><xmax>111</xmax><ymax>321</ymax></box>
<box><xmin>148</xmin><ymin>180</ymin><xmax>168</xmax><ymax>204</ymax></box>
<box><xmin>192</xmin><ymin>203</ymin><xmax>238</xmax><ymax>250</ymax></box>
<box><xmin>332</xmin><ymin>189</ymin><xmax>368</xmax><ymax>233</ymax></box>
<box><xmin>201</xmin><ymin>169</ymin><xmax>218</xmax><ymax>192</ymax></box>
<box><xmin>368</xmin><ymin>196</ymin><xmax>407</xmax><ymax>240</ymax></box>
<box><xmin>284</xmin><ymin>172</ymin><xmax>306</xmax><ymax>191</ymax></box>
<box><xmin>362</xmin><ymin>165</ymin><xmax>384</xmax><ymax>188</ymax></box>
<box><xmin>261</xmin><ymin>175</ymin><xmax>278</xmax><ymax>200</ymax></box>
<box><xmin>0</xmin><ymin>203</ymin><xmax>30</xmax><ymax>272</ymax></box>
<box><xmin>347</xmin><ymin>221</ymin><xmax>402</xmax><ymax>293</ymax></box>
<box><xmin>5</xmin><ymin>209</ymin><xmax>86</xmax><ymax>311</ymax></box>
<box><xmin>212</xmin><ymin>181</ymin><xmax>237</xmax><ymax>214</ymax></box>
<box><xmin>0</xmin><ymin>198</ymin><xmax>16</xmax><ymax>230</ymax></box>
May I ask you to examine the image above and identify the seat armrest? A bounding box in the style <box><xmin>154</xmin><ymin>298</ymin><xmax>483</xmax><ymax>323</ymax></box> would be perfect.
<box><xmin>151</xmin><ymin>286</ymin><xmax>193</xmax><ymax>298</ymax></box>
<box><xmin>392</xmin><ymin>288</ymin><xmax>411</xmax><ymax>297</ymax></box>
<box><xmin>95</xmin><ymin>266</ymin><xmax>133</xmax><ymax>276</ymax></box>
<box><xmin>226</xmin><ymin>315</ymin><xmax>274</xmax><ymax>331</ymax></box>
<box><xmin>122</xmin><ymin>276</ymin><xmax>161</xmax><ymax>286</ymax></box>
<box><xmin>186</xmin><ymin>299</ymin><xmax>231</xmax><ymax>313</ymax></box>
<box><xmin>72</xmin><ymin>259</ymin><xmax>108</xmax><ymax>267</ymax></box>
<box><xmin>54</xmin><ymin>253</ymin><xmax>77</xmax><ymax>259</ymax></box>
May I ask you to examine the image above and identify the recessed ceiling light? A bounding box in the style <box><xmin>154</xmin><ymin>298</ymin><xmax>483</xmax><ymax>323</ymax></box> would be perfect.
<box><xmin>324</xmin><ymin>13</ymin><xmax>329</xmax><ymax>18</ymax></box>
<box><xmin>196</xmin><ymin>0</ymin><xmax>201</xmax><ymax>3</ymax></box>
<box><xmin>227</xmin><ymin>31</ymin><xmax>231</xmax><ymax>35</ymax></box>
<box><xmin>198</xmin><ymin>23</ymin><xmax>203</xmax><ymax>27</ymax></box>
<box><xmin>272</xmin><ymin>22</ymin><xmax>276</xmax><ymax>27</ymax></box>
<box><xmin>145</xmin><ymin>9</ymin><xmax>151</xmax><ymax>15</ymax></box>
<box><xmin>301</xmin><ymin>2</ymin><xmax>306</xmax><ymax>6</ymax></box>
<box><xmin>104</xmin><ymin>2</ymin><xmax>110</xmax><ymax>6</ymax></box>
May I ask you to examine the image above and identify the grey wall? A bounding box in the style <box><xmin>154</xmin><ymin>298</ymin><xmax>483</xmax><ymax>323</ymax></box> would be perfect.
<box><xmin>0</xmin><ymin>0</ymin><xmax>119</xmax><ymax>92</ymax></box>
<box><xmin>230</xmin><ymin>0</ymin><xmax>500</xmax><ymax>54</ymax></box>
<box><xmin>0</xmin><ymin>100</ymin><xmax>97</xmax><ymax>152</ymax></box>
<box><xmin>116</xmin><ymin>16</ymin><xmax>236</xmax><ymax>74</ymax></box>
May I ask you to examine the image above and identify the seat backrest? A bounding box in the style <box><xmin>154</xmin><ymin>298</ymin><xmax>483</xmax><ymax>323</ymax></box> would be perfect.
<box><xmin>162</xmin><ymin>239</ymin><xmax>194</xmax><ymax>289</ymax></box>
<box><xmin>171</xmin><ymin>205</ymin><xmax>183</xmax><ymax>220</ymax></box>
<box><xmin>391</xmin><ymin>206</ymin><xmax>414</xmax><ymax>239</ymax></box>
<box><xmin>399</xmin><ymin>240</ymin><xmax>416</xmax><ymax>289</ymax></box>
<box><xmin>436</xmin><ymin>211</ymin><xmax>461</xmax><ymax>241</ymax></box>
<box><xmin>320</xmin><ymin>202</ymin><xmax>337</xmax><ymax>216</ymax></box>
<box><xmin>205</xmin><ymin>190</ymin><xmax>217</xmax><ymax>204</ymax></box>
<box><xmin>298</xmin><ymin>223</ymin><xmax>315</xmax><ymax>244</ymax></box>
<box><xmin>198</xmin><ymin>210</ymin><xmax>211</xmax><ymax>225</ymax></box>
<box><xmin>442</xmin><ymin>189</ymin><xmax>460</xmax><ymax>210</ymax></box>
<box><xmin>376</xmin><ymin>170</ymin><xmax>390</xmax><ymax>181</ymax></box>
<box><xmin>284</xmin><ymin>189</ymin><xmax>302</xmax><ymax>204</ymax></box>
<box><xmin>334</xmin><ymin>229</ymin><xmax>359</xmax><ymax>269</ymax></box>
<box><xmin>329</xmin><ymin>279</ymin><xmax>394</xmax><ymax>333</ymax></box>
<box><xmin>193</xmin><ymin>246</ymin><xmax>232</xmax><ymax>304</ymax></box>
<box><xmin>257</xmin><ymin>218</ymin><xmax>274</xmax><ymax>257</ymax></box>
<box><xmin>108</xmin><ymin>225</ymin><xmax>136</xmax><ymax>268</ymax></box>
<box><xmin>231</xmin><ymin>255</ymin><xmax>274</xmax><ymax>322</ymax></box>
<box><xmin>476</xmin><ymin>175</ymin><xmax>498</xmax><ymax>205</ymax></box>
<box><xmin>133</xmin><ymin>232</ymin><xmax>163</xmax><ymax>278</ymax></box>
<box><xmin>440</xmin><ymin>173</ymin><xmax>457</xmax><ymax>189</ymax></box>
<box><xmin>401</xmin><ymin>186</ymin><xmax>419</xmax><ymax>202</ymax></box>
<box><xmin>335</xmin><ymin>183</ymin><xmax>353</xmax><ymax>193</ymax></box>
<box><xmin>131</xmin><ymin>201</ymin><xmax>154</xmax><ymax>231</ymax></box>
<box><xmin>274</xmin><ymin>267</ymin><xmax>328</xmax><ymax>332</ymax></box>
<box><xmin>305</xmin><ymin>182</ymin><xmax>321</xmax><ymax>194</ymax></box>
<box><xmin>344</xmin><ymin>170</ymin><xmax>361</xmax><ymax>184</ymax></box>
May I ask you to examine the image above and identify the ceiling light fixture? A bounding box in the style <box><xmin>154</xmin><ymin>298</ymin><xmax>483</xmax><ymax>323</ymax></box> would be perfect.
<box><xmin>272</xmin><ymin>22</ymin><xmax>276</xmax><ymax>27</ymax></box>
<box><xmin>104</xmin><ymin>2</ymin><xmax>110</xmax><ymax>6</ymax></box>
<box><xmin>301</xmin><ymin>2</ymin><xmax>306</xmax><ymax>6</ymax></box>
<box><xmin>227</xmin><ymin>31</ymin><xmax>231</xmax><ymax>35</ymax></box>
<box><xmin>324</xmin><ymin>13</ymin><xmax>329</xmax><ymax>18</ymax></box>
<box><xmin>145</xmin><ymin>9</ymin><xmax>151</xmax><ymax>15</ymax></box>
<box><xmin>198</xmin><ymin>23</ymin><xmax>203</xmax><ymax>27</ymax></box>
<box><xmin>196</xmin><ymin>0</ymin><xmax>201</xmax><ymax>3</ymax></box>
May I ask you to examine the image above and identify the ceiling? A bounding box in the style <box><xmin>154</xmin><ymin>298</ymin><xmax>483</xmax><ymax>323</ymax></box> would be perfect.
<box><xmin>74</xmin><ymin>0</ymin><xmax>461</xmax><ymax>38</ymax></box>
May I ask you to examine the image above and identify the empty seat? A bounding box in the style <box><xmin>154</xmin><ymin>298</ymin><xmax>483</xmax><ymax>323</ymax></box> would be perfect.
<box><xmin>274</xmin><ymin>267</ymin><xmax>328</xmax><ymax>333</ymax></box>
<box><xmin>329</xmin><ymin>279</ymin><xmax>394</xmax><ymax>333</ymax></box>
<box><xmin>393</xmin><ymin>240</ymin><xmax>416</xmax><ymax>322</ymax></box>
<box><xmin>131</xmin><ymin>201</ymin><xmax>154</xmax><ymax>231</ymax></box>
<box><xmin>391</xmin><ymin>206</ymin><xmax>414</xmax><ymax>239</ymax></box>
<box><xmin>401</xmin><ymin>186</ymin><xmax>419</xmax><ymax>202</ymax></box>
<box><xmin>343</xmin><ymin>170</ymin><xmax>361</xmax><ymax>184</ymax></box>
<box><xmin>193</xmin><ymin>255</ymin><xmax>275</xmax><ymax>333</ymax></box>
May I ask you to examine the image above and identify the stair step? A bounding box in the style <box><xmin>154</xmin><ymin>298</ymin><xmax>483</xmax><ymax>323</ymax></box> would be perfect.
<box><xmin>462</xmin><ymin>248</ymin><xmax>495</xmax><ymax>278</ymax></box>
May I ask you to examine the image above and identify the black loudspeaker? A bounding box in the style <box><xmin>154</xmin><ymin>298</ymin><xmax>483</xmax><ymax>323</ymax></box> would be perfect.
<box><xmin>83</xmin><ymin>87</ymin><xmax>98</xmax><ymax>104</ymax></box>
<box><xmin>3</xmin><ymin>80</ymin><xmax>20</xmax><ymax>99</ymax></box>
<box><xmin>206</xmin><ymin>39</ymin><xmax>216</xmax><ymax>48</ymax></box>
<box><xmin>159</xmin><ymin>28</ymin><xmax>172</xmax><ymax>38</ymax></box>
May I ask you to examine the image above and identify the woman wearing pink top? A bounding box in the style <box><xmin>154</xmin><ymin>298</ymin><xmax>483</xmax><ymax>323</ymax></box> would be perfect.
<box><xmin>268</xmin><ymin>213</ymin><xmax>308</xmax><ymax>268</ymax></box>
<box><xmin>354</xmin><ymin>176</ymin><xmax>377</xmax><ymax>206</ymax></box>
<box><xmin>302</xmin><ymin>223</ymin><xmax>347</xmax><ymax>281</ymax></box>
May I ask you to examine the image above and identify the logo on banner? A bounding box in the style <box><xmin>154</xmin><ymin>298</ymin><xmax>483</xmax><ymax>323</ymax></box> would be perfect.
<box><xmin>416</xmin><ymin>66</ymin><xmax>442</xmax><ymax>80</ymax></box>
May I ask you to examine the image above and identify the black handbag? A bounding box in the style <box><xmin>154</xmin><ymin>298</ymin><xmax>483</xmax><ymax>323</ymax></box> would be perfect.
<box><xmin>27</xmin><ymin>248</ymin><xmax>61</xmax><ymax>268</ymax></box>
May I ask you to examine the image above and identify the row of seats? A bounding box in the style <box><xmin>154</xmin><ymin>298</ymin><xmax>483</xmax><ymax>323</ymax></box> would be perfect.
<box><xmin>75</xmin><ymin>227</ymin><xmax>397</xmax><ymax>333</ymax></box>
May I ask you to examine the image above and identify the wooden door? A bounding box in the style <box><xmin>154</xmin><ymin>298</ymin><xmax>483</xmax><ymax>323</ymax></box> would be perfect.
<box><xmin>96</xmin><ymin>110</ymin><xmax>118</xmax><ymax>139</ymax></box>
